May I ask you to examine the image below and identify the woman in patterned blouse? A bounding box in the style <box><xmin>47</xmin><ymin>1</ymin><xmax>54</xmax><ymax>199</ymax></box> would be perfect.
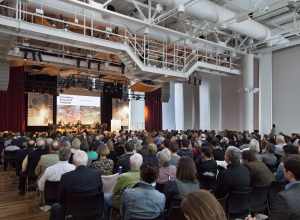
<box><xmin>90</xmin><ymin>143</ymin><xmax>114</xmax><ymax>175</ymax></box>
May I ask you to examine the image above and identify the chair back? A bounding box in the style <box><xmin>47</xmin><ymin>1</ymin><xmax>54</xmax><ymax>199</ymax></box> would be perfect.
<box><xmin>101</xmin><ymin>173</ymin><xmax>119</xmax><ymax>193</ymax></box>
<box><xmin>65</xmin><ymin>190</ymin><xmax>103</xmax><ymax>218</ymax></box>
<box><xmin>250</xmin><ymin>185</ymin><xmax>270</xmax><ymax>214</ymax></box>
<box><xmin>226</xmin><ymin>187</ymin><xmax>252</xmax><ymax>218</ymax></box>
<box><xmin>44</xmin><ymin>181</ymin><xmax>60</xmax><ymax>205</ymax></box>
<box><xmin>3</xmin><ymin>150</ymin><xmax>18</xmax><ymax>170</ymax></box>
<box><xmin>167</xmin><ymin>206</ymin><xmax>187</xmax><ymax>220</ymax></box>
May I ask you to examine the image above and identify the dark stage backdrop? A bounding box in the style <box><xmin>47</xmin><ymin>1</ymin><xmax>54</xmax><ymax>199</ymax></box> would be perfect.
<box><xmin>0</xmin><ymin>67</ymin><xmax>26</xmax><ymax>132</ymax></box>
<box><xmin>145</xmin><ymin>88</ymin><xmax>162</xmax><ymax>131</ymax></box>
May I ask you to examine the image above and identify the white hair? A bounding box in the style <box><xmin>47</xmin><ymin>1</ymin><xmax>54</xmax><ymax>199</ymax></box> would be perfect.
<box><xmin>130</xmin><ymin>153</ymin><xmax>143</xmax><ymax>171</ymax></box>
<box><xmin>157</xmin><ymin>148</ymin><xmax>171</xmax><ymax>167</ymax></box>
<box><xmin>249</xmin><ymin>139</ymin><xmax>260</xmax><ymax>153</ymax></box>
<box><xmin>73</xmin><ymin>150</ymin><xmax>88</xmax><ymax>167</ymax></box>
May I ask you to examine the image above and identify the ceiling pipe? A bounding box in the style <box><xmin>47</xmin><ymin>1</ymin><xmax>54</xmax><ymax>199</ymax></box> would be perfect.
<box><xmin>153</xmin><ymin>0</ymin><xmax>272</xmax><ymax>41</ymax></box>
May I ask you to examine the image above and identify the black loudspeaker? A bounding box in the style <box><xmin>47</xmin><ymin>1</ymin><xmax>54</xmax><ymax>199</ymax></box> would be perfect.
<box><xmin>161</xmin><ymin>82</ymin><xmax>170</xmax><ymax>103</ymax></box>
<box><xmin>0</xmin><ymin>61</ymin><xmax>9</xmax><ymax>91</ymax></box>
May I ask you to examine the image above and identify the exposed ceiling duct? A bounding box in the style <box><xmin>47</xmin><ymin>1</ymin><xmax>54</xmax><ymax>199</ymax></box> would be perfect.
<box><xmin>153</xmin><ymin>0</ymin><xmax>272</xmax><ymax>41</ymax></box>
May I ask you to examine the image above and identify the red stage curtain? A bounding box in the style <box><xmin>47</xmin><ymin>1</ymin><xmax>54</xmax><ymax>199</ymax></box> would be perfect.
<box><xmin>0</xmin><ymin>67</ymin><xmax>26</xmax><ymax>132</ymax></box>
<box><xmin>145</xmin><ymin>88</ymin><xmax>162</xmax><ymax>131</ymax></box>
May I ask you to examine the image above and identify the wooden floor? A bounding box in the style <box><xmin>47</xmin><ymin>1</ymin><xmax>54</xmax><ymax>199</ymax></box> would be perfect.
<box><xmin>0</xmin><ymin>168</ymin><xmax>49</xmax><ymax>220</ymax></box>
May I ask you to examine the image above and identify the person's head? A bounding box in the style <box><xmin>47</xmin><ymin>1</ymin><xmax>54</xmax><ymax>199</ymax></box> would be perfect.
<box><xmin>182</xmin><ymin>139</ymin><xmax>190</xmax><ymax>148</ymax></box>
<box><xmin>201</xmin><ymin>147</ymin><xmax>213</xmax><ymax>160</ymax></box>
<box><xmin>224</xmin><ymin>146</ymin><xmax>241</xmax><ymax>165</ymax></box>
<box><xmin>148</xmin><ymin>143</ymin><xmax>157</xmax><ymax>155</ymax></box>
<box><xmin>36</xmin><ymin>138</ymin><xmax>46</xmax><ymax>150</ymax></box>
<box><xmin>181</xmin><ymin>190</ymin><xmax>226</xmax><ymax>220</ymax></box>
<box><xmin>97</xmin><ymin>143</ymin><xmax>110</xmax><ymax>157</ymax></box>
<box><xmin>157</xmin><ymin>148</ymin><xmax>171</xmax><ymax>167</ymax></box>
<box><xmin>169</xmin><ymin>142</ymin><xmax>178</xmax><ymax>153</ymax></box>
<box><xmin>45</xmin><ymin>138</ymin><xmax>53</xmax><ymax>147</ymax></box>
<box><xmin>242</xmin><ymin>150</ymin><xmax>257</xmax><ymax>163</ymax></box>
<box><xmin>249</xmin><ymin>139</ymin><xmax>260</xmax><ymax>153</ymax></box>
<box><xmin>71</xmin><ymin>138</ymin><xmax>81</xmax><ymax>150</ymax></box>
<box><xmin>129</xmin><ymin>153</ymin><xmax>143</xmax><ymax>171</ymax></box>
<box><xmin>58</xmin><ymin>147</ymin><xmax>72</xmax><ymax>161</ymax></box>
<box><xmin>140</xmin><ymin>163</ymin><xmax>159</xmax><ymax>184</ymax></box>
<box><xmin>283</xmin><ymin>144</ymin><xmax>299</xmax><ymax>156</ymax></box>
<box><xmin>176</xmin><ymin>156</ymin><xmax>197</xmax><ymax>182</ymax></box>
<box><xmin>50</xmin><ymin>140</ymin><xmax>60</xmax><ymax>153</ymax></box>
<box><xmin>283</xmin><ymin>155</ymin><xmax>300</xmax><ymax>182</ymax></box>
<box><xmin>276</xmin><ymin>135</ymin><xmax>286</xmax><ymax>145</ymax></box>
<box><xmin>27</xmin><ymin>139</ymin><xmax>35</xmax><ymax>148</ymax></box>
<box><xmin>125</xmin><ymin>140</ymin><xmax>135</xmax><ymax>153</ymax></box>
<box><xmin>73</xmin><ymin>150</ymin><xmax>88</xmax><ymax>167</ymax></box>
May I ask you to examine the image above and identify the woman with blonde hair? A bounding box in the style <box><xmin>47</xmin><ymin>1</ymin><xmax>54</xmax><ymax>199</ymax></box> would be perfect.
<box><xmin>181</xmin><ymin>190</ymin><xmax>226</xmax><ymax>220</ymax></box>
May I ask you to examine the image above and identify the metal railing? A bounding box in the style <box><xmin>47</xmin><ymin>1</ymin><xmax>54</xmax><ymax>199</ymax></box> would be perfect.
<box><xmin>0</xmin><ymin>1</ymin><xmax>240</xmax><ymax>74</ymax></box>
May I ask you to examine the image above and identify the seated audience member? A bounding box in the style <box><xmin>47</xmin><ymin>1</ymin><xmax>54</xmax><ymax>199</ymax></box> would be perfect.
<box><xmin>270</xmin><ymin>155</ymin><xmax>300</xmax><ymax>220</ymax></box>
<box><xmin>276</xmin><ymin>144</ymin><xmax>299</xmax><ymax>183</ymax></box>
<box><xmin>22</xmin><ymin>138</ymin><xmax>48</xmax><ymax>182</ymax></box>
<box><xmin>215</xmin><ymin>146</ymin><xmax>250</xmax><ymax>198</ymax></box>
<box><xmin>275</xmin><ymin>135</ymin><xmax>286</xmax><ymax>157</ymax></box>
<box><xmin>260</xmin><ymin>143</ymin><xmax>278</xmax><ymax>171</ymax></box>
<box><xmin>181</xmin><ymin>190</ymin><xmax>226</xmax><ymax>220</ymax></box>
<box><xmin>90</xmin><ymin>143</ymin><xmax>114</xmax><ymax>175</ymax></box>
<box><xmin>164</xmin><ymin>157</ymin><xmax>199</xmax><ymax>210</ymax></box>
<box><xmin>112</xmin><ymin>153</ymin><xmax>143</xmax><ymax>210</ymax></box>
<box><xmin>69</xmin><ymin>138</ymin><xmax>81</xmax><ymax>164</ymax></box>
<box><xmin>177</xmin><ymin>139</ymin><xmax>193</xmax><ymax>158</ymax></box>
<box><xmin>115</xmin><ymin>140</ymin><xmax>135</xmax><ymax>173</ymax></box>
<box><xmin>242</xmin><ymin>150</ymin><xmax>274</xmax><ymax>187</ymax></box>
<box><xmin>143</xmin><ymin>143</ymin><xmax>159</xmax><ymax>166</ymax></box>
<box><xmin>196</xmin><ymin>147</ymin><xmax>218</xmax><ymax>190</ymax></box>
<box><xmin>38</xmin><ymin>147</ymin><xmax>75</xmax><ymax>192</ymax></box>
<box><xmin>87</xmin><ymin>143</ymin><xmax>98</xmax><ymax>162</ymax></box>
<box><xmin>157</xmin><ymin>148</ymin><xmax>176</xmax><ymax>185</ymax></box>
<box><xmin>50</xmin><ymin>150</ymin><xmax>104</xmax><ymax>220</ymax></box>
<box><xmin>122</xmin><ymin>163</ymin><xmax>165</xmax><ymax>220</ymax></box>
<box><xmin>169</xmin><ymin>142</ymin><xmax>180</xmax><ymax>166</ymax></box>
<box><xmin>35</xmin><ymin>140</ymin><xmax>60</xmax><ymax>177</ymax></box>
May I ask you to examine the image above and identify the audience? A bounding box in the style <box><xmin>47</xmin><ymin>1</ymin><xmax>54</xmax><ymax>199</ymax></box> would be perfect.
<box><xmin>122</xmin><ymin>163</ymin><xmax>165</xmax><ymax>220</ymax></box>
<box><xmin>181</xmin><ymin>190</ymin><xmax>226</xmax><ymax>220</ymax></box>
<box><xmin>270</xmin><ymin>155</ymin><xmax>300</xmax><ymax>220</ymax></box>
<box><xmin>2</xmin><ymin>128</ymin><xmax>300</xmax><ymax>220</ymax></box>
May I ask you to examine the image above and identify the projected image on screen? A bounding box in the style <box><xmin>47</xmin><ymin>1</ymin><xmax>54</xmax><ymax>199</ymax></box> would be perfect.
<box><xmin>28</xmin><ymin>93</ymin><xmax>53</xmax><ymax>126</ymax></box>
<box><xmin>57</xmin><ymin>94</ymin><xmax>100</xmax><ymax>125</ymax></box>
<box><xmin>112</xmin><ymin>99</ymin><xmax>129</xmax><ymax>127</ymax></box>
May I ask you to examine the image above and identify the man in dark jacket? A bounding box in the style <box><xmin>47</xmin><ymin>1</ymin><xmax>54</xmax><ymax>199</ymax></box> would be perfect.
<box><xmin>215</xmin><ymin>146</ymin><xmax>251</xmax><ymax>198</ymax></box>
<box><xmin>270</xmin><ymin>155</ymin><xmax>300</xmax><ymax>220</ymax></box>
<box><xmin>115</xmin><ymin>140</ymin><xmax>135</xmax><ymax>173</ymax></box>
<box><xmin>50</xmin><ymin>150</ymin><xmax>104</xmax><ymax>220</ymax></box>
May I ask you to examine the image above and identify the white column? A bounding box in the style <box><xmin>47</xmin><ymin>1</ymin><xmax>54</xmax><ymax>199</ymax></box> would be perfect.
<box><xmin>129</xmin><ymin>92</ymin><xmax>145</xmax><ymax>130</ymax></box>
<box><xmin>243</xmin><ymin>54</ymin><xmax>254</xmax><ymax>131</ymax></box>
<box><xmin>209</xmin><ymin>75</ymin><xmax>222</xmax><ymax>131</ymax></box>
<box><xmin>162</xmin><ymin>82</ymin><xmax>176</xmax><ymax>130</ymax></box>
<box><xmin>174</xmin><ymin>82</ymin><xmax>184</xmax><ymax>130</ymax></box>
<box><xmin>200</xmin><ymin>78</ymin><xmax>211</xmax><ymax>130</ymax></box>
<box><xmin>259</xmin><ymin>52</ymin><xmax>273</xmax><ymax>134</ymax></box>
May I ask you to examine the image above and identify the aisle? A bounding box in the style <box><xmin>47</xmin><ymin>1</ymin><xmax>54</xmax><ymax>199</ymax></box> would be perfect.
<box><xmin>0</xmin><ymin>170</ymin><xmax>49</xmax><ymax>220</ymax></box>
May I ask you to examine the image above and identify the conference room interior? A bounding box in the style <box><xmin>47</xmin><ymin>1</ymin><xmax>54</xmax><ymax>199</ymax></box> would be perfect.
<box><xmin>1</xmin><ymin>0</ymin><xmax>300</xmax><ymax>220</ymax></box>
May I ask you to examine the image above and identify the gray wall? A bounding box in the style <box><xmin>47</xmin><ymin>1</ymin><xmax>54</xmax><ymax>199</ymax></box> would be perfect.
<box><xmin>273</xmin><ymin>46</ymin><xmax>300</xmax><ymax>133</ymax></box>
